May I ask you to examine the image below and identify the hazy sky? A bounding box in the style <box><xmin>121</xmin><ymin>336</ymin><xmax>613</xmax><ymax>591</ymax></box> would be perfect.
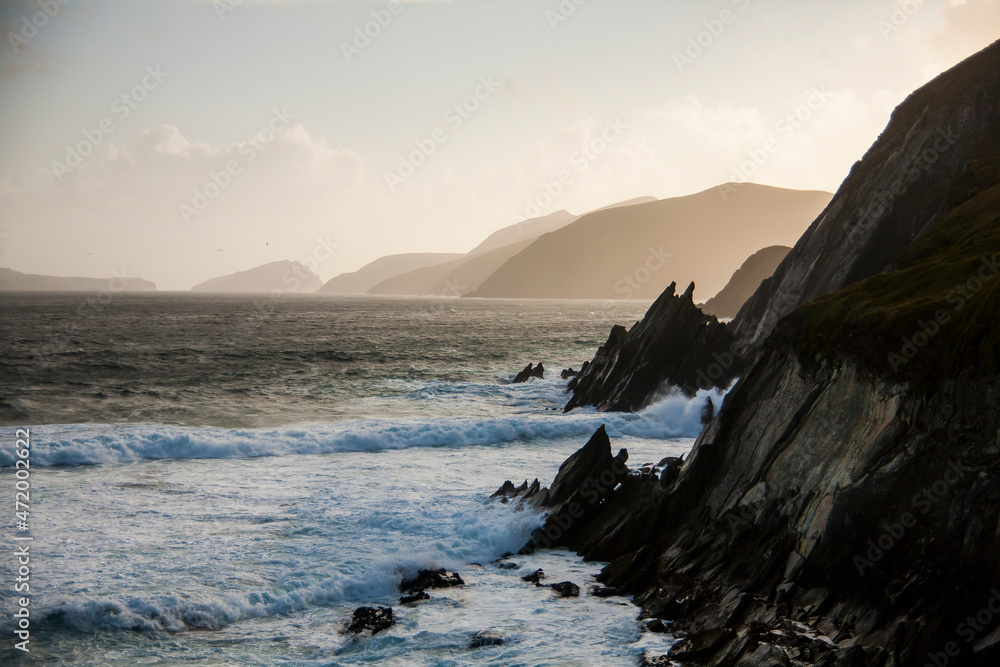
<box><xmin>0</xmin><ymin>0</ymin><xmax>996</xmax><ymax>290</ymax></box>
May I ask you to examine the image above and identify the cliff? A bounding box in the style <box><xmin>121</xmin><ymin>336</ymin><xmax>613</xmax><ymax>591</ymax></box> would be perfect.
<box><xmin>732</xmin><ymin>39</ymin><xmax>1000</xmax><ymax>352</ymax></box>
<box><xmin>501</xmin><ymin>40</ymin><xmax>1000</xmax><ymax>666</ymax></box>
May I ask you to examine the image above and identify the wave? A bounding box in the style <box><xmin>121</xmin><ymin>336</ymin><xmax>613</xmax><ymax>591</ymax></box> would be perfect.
<box><xmin>0</xmin><ymin>387</ymin><xmax>729</xmax><ymax>468</ymax></box>
<box><xmin>4</xmin><ymin>501</ymin><xmax>543</xmax><ymax>635</ymax></box>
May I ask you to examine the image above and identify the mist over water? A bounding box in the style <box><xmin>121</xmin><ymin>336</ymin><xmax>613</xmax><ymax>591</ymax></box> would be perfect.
<box><xmin>0</xmin><ymin>294</ymin><xmax>710</xmax><ymax>664</ymax></box>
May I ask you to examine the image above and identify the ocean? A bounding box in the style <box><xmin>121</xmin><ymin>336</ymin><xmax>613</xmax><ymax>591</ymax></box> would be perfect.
<box><xmin>0</xmin><ymin>293</ymin><xmax>723</xmax><ymax>665</ymax></box>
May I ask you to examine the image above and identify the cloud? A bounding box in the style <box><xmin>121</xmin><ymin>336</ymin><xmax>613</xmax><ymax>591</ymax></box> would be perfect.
<box><xmin>0</xmin><ymin>122</ymin><xmax>364</xmax><ymax>288</ymax></box>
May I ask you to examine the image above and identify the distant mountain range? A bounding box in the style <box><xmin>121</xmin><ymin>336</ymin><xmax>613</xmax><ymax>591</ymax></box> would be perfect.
<box><xmin>469</xmin><ymin>184</ymin><xmax>830</xmax><ymax>301</ymax></box>
<box><xmin>0</xmin><ymin>268</ymin><xmax>156</xmax><ymax>291</ymax></box>
<box><xmin>191</xmin><ymin>260</ymin><xmax>322</xmax><ymax>293</ymax></box>
<box><xmin>317</xmin><ymin>253</ymin><xmax>465</xmax><ymax>295</ymax></box>
<box><xmin>328</xmin><ymin>189</ymin><xmax>827</xmax><ymax>303</ymax></box>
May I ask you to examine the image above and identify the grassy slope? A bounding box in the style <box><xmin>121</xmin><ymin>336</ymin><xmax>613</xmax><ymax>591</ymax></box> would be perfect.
<box><xmin>779</xmin><ymin>160</ymin><xmax>1000</xmax><ymax>388</ymax></box>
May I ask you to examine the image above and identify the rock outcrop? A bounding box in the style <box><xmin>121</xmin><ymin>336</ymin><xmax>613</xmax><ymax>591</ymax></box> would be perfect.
<box><xmin>400</xmin><ymin>569</ymin><xmax>464</xmax><ymax>594</ymax></box>
<box><xmin>343</xmin><ymin>606</ymin><xmax>394</xmax><ymax>635</ymax></box>
<box><xmin>512</xmin><ymin>363</ymin><xmax>545</xmax><ymax>383</ymax></box>
<box><xmin>565</xmin><ymin>282</ymin><xmax>743</xmax><ymax>411</ymax></box>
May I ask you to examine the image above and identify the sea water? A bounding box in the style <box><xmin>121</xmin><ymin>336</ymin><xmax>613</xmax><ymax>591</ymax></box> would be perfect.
<box><xmin>0</xmin><ymin>294</ymin><xmax>718</xmax><ymax>665</ymax></box>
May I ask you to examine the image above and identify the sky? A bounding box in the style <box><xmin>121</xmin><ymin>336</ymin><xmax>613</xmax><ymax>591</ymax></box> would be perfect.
<box><xmin>0</xmin><ymin>0</ymin><xmax>997</xmax><ymax>290</ymax></box>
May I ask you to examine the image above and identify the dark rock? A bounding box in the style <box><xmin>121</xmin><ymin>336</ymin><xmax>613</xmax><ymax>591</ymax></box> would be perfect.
<box><xmin>640</xmin><ymin>656</ymin><xmax>672</xmax><ymax>667</ymax></box>
<box><xmin>700</xmin><ymin>396</ymin><xmax>715</xmax><ymax>424</ymax></box>
<box><xmin>561</xmin><ymin>367</ymin><xmax>579</xmax><ymax>380</ymax></box>
<box><xmin>512</xmin><ymin>363</ymin><xmax>544</xmax><ymax>383</ymax></box>
<box><xmin>565</xmin><ymin>282</ymin><xmax>744</xmax><ymax>412</ymax></box>
<box><xmin>467</xmin><ymin>630</ymin><xmax>505</xmax><ymax>648</ymax></box>
<box><xmin>590</xmin><ymin>585</ymin><xmax>621</xmax><ymax>598</ymax></box>
<box><xmin>549</xmin><ymin>581</ymin><xmax>580</xmax><ymax>597</ymax></box>
<box><xmin>496</xmin><ymin>561</ymin><xmax>519</xmax><ymax>570</ymax></box>
<box><xmin>521</xmin><ymin>569</ymin><xmax>545</xmax><ymax>585</ymax></box>
<box><xmin>641</xmin><ymin>618</ymin><xmax>669</xmax><ymax>633</ymax></box>
<box><xmin>343</xmin><ymin>606</ymin><xmax>394</xmax><ymax>635</ymax></box>
<box><xmin>399</xmin><ymin>591</ymin><xmax>430</xmax><ymax>605</ymax></box>
<box><xmin>400</xmin><ymin>569</ymin><xmax>464</xmax><ymax>594</ymax></box>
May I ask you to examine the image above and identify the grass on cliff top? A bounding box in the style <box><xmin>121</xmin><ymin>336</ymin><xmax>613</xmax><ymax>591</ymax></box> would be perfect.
<box><xmin>780</xmin><ymin>165</ymin><xmax>1000</xmax><ymax>388</ymax></box>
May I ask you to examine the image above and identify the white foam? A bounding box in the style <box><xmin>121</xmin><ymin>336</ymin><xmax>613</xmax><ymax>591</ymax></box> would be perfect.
<box><xmin>4</xmin><ymin>499</ymin><xmax>543</xmax><ymax>635</ymax></box>
<box><xmin>0</xmin><ymin>386</ymin><xmax>729</xmax><ymax>467</ymax></box>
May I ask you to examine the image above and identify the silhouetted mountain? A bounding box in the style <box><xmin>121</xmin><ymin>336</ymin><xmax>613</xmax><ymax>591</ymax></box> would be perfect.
<box><xmin>465</xmin><ymin>210</ymin><xmax>578</xmax><ymax>256</ymax></box>
<box><xmin>317</xmin><ymin>253</ymin><xmax>463</xmax><ymax>295</ymax></box>
<box><xmin>0</xmin><ymin>268</ymin><xmax>156</xmax><ymax>291</ymax></box>
<box><xmin>469</xmin><ymin>184</ymin><xmax>831</xmax><ymax>300</ymax></box>
<box><xmin>191</xmin><ymin>261</ymin><xmax>321</xmax><ymax>293</ymax></box>
<box><xmin>700</xmin><ymin>245</ymin><xmax>790</xmax><ymax>319</ymax></box>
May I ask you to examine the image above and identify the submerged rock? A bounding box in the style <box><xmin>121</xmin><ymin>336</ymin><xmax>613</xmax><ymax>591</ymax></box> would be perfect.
<box><xmin>343</xmin><ymin>606</ymin><xmax>394</xmax><ymax>635</ymax></box>
<box><xmin>549</xmin><ymin>581</ymin><xmax>580</xmax><ymax>598</ymax></box>
<box><xmin>400</xmin><ymin>569</ymin><xmax>464</xmax><ymax>594</ymax></box>
<box><xmin>521</xmin><ymin>569</ymin><xmax>545</xmax><ymax>585</ymax></box>
<box><xmin>399</xmin><ymin>591</ymin><xmax>429</xmax><ymax>605</ymax></box>
<box><xmin>512</xmin><ymin>363</ymin><xmax>545</xmax><ymax>383</ymax></box>
<box><xmin>467</xmin><ymin>630</ymin><xmax>506</xmax><ymax>648</ymax></box>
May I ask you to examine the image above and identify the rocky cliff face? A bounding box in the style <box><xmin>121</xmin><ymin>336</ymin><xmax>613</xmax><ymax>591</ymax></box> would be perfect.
<box><xmin>500</xmin><ymin>345</ymin><xmax>1000</xmax><ymax>665</ymax></box>
<box><xmin>501</xmin><ymin>40</ymin><xmax>1000</xmax><ymax>666</ymax></box>
<box><xmin>565</xmin><ymin>282</ymin><xmax>743</xmax><ymax>412</ymax></box>
<box><xmin>733</xmin><ymin>39</ymin><xmax>1000</xmax><ymax>352</ymax></box>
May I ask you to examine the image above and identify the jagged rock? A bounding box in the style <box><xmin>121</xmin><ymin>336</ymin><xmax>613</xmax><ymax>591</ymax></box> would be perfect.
<box><xmin>549</xmin><ymin>581</ymin><xmax>580</xmax><ymax>597</ymax></box>
<box><xmin>565</xmin><ymin>282</ymin><xmax>744</xmax><ymax>412</ymax></box>
<box><xmin>399</xmin><ymin>591</ymin><xmax>429</xmax><ymax>605</ymax></box>
<box><xmin>700</xmin><ymin>396</ymin><xmax>715</xmax><ymax>424</ymax></box>
<box><xmin>467</xmin><ymin>630</ymin><xmax>505</xmax><ymax>648</ymax></box>
<box><xmin>400</xmin><ymin>569</ymin><xmax>464</xmax><ymax>594</ymax></box>
<box><xmin>343</xmin><ymin>606</ymin><xmax>394</xmax><ymax>635</ymax></box>
<box><xmin>521</xmin><ymin>569</ymin><xmax>545</xmax><ymax>585</ymax></box>
<box><xmin>512</xmin><ymin>363</ymin><xmax>544</xmax><ymax>383</ymax></box>
<box><xmin>561</xmin><ymin>367</ymin><xmax>579</xmax><ymax>380</ymax></box>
